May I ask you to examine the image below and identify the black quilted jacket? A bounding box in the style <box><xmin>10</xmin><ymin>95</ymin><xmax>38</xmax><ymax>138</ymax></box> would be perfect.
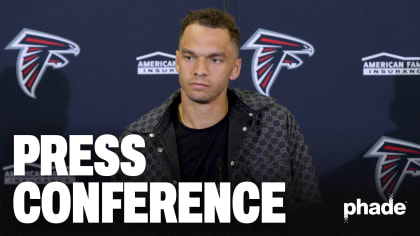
<box><xmin>119</xmin><ymin>88</ymin><xmax>322</xmax><ymax>206</ymax></box>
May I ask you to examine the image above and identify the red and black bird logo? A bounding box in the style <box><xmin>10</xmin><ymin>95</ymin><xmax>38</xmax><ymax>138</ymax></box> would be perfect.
<box><xmin>5</xmin><ymin>28</ymin><xmax>80</xmax><ymax>98</ymax></box>
<box><xmin>241</xmin><ymin>29</ymin><xmax>314</xmax><ymax>96</ymax></box>
<box><xmin>364</xmin><ymin>136</ymin><xmax>420</xmax><ymax>200</ymax></box>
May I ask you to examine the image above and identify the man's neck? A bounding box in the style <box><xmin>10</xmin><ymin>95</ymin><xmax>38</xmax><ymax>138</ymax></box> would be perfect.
<box><xmin>179</xmin><ymin>93</ymin><xmax>229</xmax><ymax>129</ymax></box>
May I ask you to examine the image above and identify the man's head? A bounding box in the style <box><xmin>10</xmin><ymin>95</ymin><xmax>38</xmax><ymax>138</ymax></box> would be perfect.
<box><xmin>179</xmin><ymin>8</ymin><xmax>240</xmax><ymax>57</ymax></box>
<box><xmin>176</xmin><ymin>8</ymin><xmax>242</xmax><ymax>104</ymax></box>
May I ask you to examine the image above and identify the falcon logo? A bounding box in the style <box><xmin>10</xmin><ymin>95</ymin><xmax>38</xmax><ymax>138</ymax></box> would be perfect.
<box><xmin>5</xmin><ymin>28</ymin><xmax>80</xmax><ymax>98</ymax></box>
<box><xmin>364</xmin><ymin>136</ymin><xmax>420</xmax><ymax>200</ymax></box>
<box><xmin>241</xmin><ymin>29</ymin><xmax>314</xmax><ymax>96</ymax></box>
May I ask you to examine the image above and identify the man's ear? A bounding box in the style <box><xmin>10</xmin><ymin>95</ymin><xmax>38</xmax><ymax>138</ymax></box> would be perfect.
<box><xmin>229</xmin><ymin>57</ymin><xmax>242</xmax><ymax>81</ymax></box>
<box><xmin>175</xmin><ymin>50</ymin><xmax>180</xmax><ymax>73</ymax></box>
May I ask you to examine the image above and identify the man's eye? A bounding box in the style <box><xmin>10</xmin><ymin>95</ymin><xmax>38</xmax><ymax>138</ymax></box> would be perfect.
<box><xmin>185</xmin><ymin>56</ymin><xmax>193</xmax><ymax>61</ymax></box>
<box><xmin>212</xmin><ymin>58</ymin><xmax>221</xmax><ymax>63</ymax></box>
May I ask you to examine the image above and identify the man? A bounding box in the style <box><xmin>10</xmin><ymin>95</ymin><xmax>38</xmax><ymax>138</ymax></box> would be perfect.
<box><xmin>120</xmin><ymin>8</ymin><xmax>321</xmax><ymax>206</ymax></box>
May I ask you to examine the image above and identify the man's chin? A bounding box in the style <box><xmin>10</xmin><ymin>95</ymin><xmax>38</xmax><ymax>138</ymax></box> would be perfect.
<box><xmin>188</xmin><ymin>96</ymin><xmax>211</xmax><ymax>104</ymax></box>
<box><xmin>184</xmin><ymin>92</ymin><xmax>212</xmax><ymax>104</ymax></box>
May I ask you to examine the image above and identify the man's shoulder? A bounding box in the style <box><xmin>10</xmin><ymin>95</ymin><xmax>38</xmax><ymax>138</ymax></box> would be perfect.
<box><xmin>125</xmin><ymin>106</ymin><xmax>164</xmax><ymax>134</ymax></box>
<box><xmin>124</xmin><ymin>90</ymin><xmax>180</xmax><ymax>134</ymax></box>
<box><xmin>230</xmin><ymin>87</ymin><xmax>292</xmax><ymax>116</ymax></box>
<box><xmin>230</xmin><ymin>87</ymin><xmax>275</xmax><ymax>108</ymax></box>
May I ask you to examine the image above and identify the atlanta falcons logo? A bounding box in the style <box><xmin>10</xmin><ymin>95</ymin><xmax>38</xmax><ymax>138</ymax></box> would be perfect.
<box><xmin>5</xmin><ymin>28</ymin><xmax>80</xmax><ymax>98</ymax></box>
<box><xmin>241</xmin><ymin>29</ymin><xmax>314</xmax><ymax>96</ymax></box>
<box><xmin>364</xmin><ymin>136</ymin><xmax>420</xmax><ymax>200</ymax></box>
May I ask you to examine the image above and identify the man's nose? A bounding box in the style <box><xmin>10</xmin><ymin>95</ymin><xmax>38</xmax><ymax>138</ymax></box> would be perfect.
<box><xmin>193</xmin><ymin>58</ymin><xmax>208</xmax><ymax>77</ymax></box>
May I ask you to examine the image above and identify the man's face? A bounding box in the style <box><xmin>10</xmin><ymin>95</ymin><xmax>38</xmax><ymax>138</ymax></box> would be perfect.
<box><xmin>176</xmin><ymin>24</ymin><xmax>241</xmax><ymax>104</ymax></box>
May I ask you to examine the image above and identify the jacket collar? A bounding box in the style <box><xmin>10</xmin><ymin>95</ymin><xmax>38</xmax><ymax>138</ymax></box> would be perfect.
<box><xmin>126</xmin><ymin>87</ymin><xmax>275</xmax><ymax>134</ymax></box>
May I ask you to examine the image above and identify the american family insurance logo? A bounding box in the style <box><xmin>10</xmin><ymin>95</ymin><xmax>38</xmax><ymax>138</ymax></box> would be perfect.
<box><xmin>5</xmin><ymin>28</ymin><xmax>80</xmax><ymax>99</ymax></box>
<box><xmin>136</xmin><ymin>51</ymin><xmax>177</xmax><ymax>75</ymax></box>
<box><xmin>362</xmin><ymin>52</ymin><xmax>420</xmax><ymax>76</ymax></box>
<box><xmin>364</xmin><ymin>136</ymin><xmax>420</xmax><ymax>201</ymax></box>
<box><xmin>241</xmin><ymin>29</ymin><xmax>314</xmax><ymax>96</ymax></box>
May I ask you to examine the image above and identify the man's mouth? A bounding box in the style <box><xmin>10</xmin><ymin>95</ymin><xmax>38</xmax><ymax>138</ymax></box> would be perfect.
<box><xmin>190</xmin><ymin>82</ymin><xmax>210</xmax><ymax>89</ymax></box>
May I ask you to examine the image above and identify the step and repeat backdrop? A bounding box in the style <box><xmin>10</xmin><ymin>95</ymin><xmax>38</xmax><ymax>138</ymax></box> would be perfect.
<box><xmin>1</xmin><ymin>0</ymin><xmax>420</xmax><ymax>234</ymax></box>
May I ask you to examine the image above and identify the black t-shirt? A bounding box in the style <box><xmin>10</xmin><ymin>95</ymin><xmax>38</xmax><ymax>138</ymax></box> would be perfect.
<box><xmin>174</xmin><ymin>107</ymin><xmax>229</xmax><ymax>182</ymax></box>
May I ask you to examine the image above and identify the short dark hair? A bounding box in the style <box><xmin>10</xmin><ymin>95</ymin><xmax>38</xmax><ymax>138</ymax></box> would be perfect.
<box><xmin>180</xmin><ymin>8</ymin><xmax>240</xmax><ymax>53</ymax></box>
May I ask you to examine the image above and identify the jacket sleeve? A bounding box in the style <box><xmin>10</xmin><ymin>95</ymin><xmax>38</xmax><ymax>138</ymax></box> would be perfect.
<box><xmin>286</xmin><ymin>111</ymin><xmax>323</xmax><ymax>206</ymax></box>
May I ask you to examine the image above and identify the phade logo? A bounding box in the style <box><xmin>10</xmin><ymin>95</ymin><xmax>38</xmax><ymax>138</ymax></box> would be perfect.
<box><xmin>5</xmin><ymin>28</ymin><xmax>80</xmax><ymax>99</ymax></box>
<box><xmin>344</xmin><ymin>196</ymin><xmax>406</xmax><ymax>222</ymax></box>
<box><xmin>362</xmin><ymin>52</ymin><xmax>420</xmax><ymax>76</ymax></box>
<box><xmin>136</xmin><ymin>51</ymin><xmax>177</xmax><ymax>75</ymax></box>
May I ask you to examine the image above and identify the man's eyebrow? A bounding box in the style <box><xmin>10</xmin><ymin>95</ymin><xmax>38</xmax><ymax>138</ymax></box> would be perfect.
<box><xmin>208</xmin><ymin>52</ymin><xmax>226</xmax><ymax>58</ymax></box>
<box><xmin>181</xmin><ymin>49</ymin><xmax>226</xmax><ymax>58</ymax></box>
<box><xmin>181</xmin><ymin>49</ymin><xmax>195</xmax><ymax>55</ymax></box>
